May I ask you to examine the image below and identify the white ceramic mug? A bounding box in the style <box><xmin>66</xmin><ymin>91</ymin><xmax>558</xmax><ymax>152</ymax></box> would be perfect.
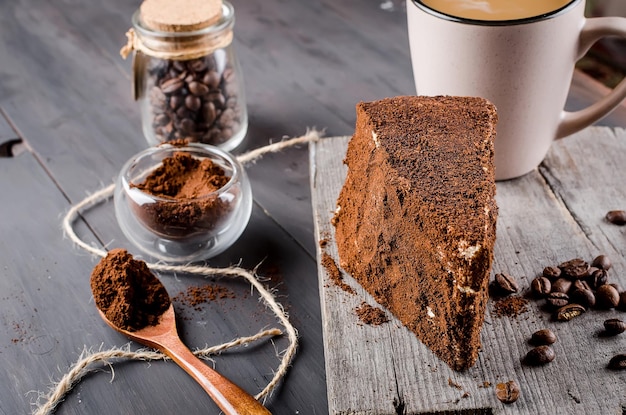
<box><xmin>407</xmin><ymin>0</ymin><xmax>626</xmax><ymax>180</ymax></box>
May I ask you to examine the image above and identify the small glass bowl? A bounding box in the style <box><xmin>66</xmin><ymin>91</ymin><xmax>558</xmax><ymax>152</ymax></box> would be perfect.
<box><xmin>114</xmin><ymin>143</ymin><xmax>252</xmax><ymax>263</ymax></box>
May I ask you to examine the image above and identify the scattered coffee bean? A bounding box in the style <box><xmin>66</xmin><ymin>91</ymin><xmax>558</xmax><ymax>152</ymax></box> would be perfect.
<box><xmin>606</xmin><ymin>210</ymin><xmax>626</xmax><ymax>225</ymax></box>
<box><xmin>555</xmin><ymin>303</ymin><xmax>586</xmax><ymax>321</ymax></box>
<box><xmin>546</xmin><ymin>292</ymin><xmax>569</xmax><ymax>308</ymax></box>
<box><xmin>573</xmin><ymin>279</ymin><xmax>591</xmax><ymax>292</ymax></box>
<box><xmin>525</xmin><ymin>345</ymin><xmax>555</xmax><ymax>365</ymax></box>
<box><xmin>569</xmin><ymin>289</ymin><xmax>595</xmax><ymax>309</ymax></box>
<box><xmin>495</xmin><ymin>380</ymin><xmax>520</xmax><ymax>404</ymax></box>
<box><xmin>603</xmin><ymin>318</ymin><xmax>626</xmax><ymax>335</ymax></box>
<box><xmin>494</xmin><ymin>273</ymin><xmax>519</xmax><ymax>295</ymax></box>
<box><xmin>596</xmin><ymin>284</ymin><xmax>620</xmax><ymax>309</ymax></box>
<box><xmin>550</xmin><ymin>278</ymin><xmax>572</xmax><ymax>294</ymax></box>
<box><xmin>558</xmin><ymin>258</ymin><xmax>589</xmax><ymax>279</ymax></box>
<box><xmin>542</xmin><ymin>266</ymin><xmax>561</xmax><ymax>280</ymax></box>
<box><xmin>531</xmin><ymin>329</ymin><xmax>557</xmax><ymax>346</ymax></box>
<box><xmin>608</xmin><ymin>354</ymin><xmax>626</xmax><ymax>370</ymax></box>
<box><xmin>588</xmin><ymin>268</ymin><xmax>608</xmax><ymax>290</ymax></box>
<box><xmin>591</xmin><ymin>254</ymin><xmax>612</xmax><ymax>271</ymax></box>
<box><xmin>531</xmin><ymin>276</ymin><xmax>551</xmax><ymax>297</ymax></box>
<box><xmin>582</xmin><ymin>266</ymin><xmax>599</xmax><ymax>279</ymax></box>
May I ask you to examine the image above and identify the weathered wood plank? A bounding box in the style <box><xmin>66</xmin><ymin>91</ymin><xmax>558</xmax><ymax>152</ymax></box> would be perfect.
<box><xmin>311</xmin><ymin>127</ymin><xmax>626</xmax><ymax>414</ymax></box>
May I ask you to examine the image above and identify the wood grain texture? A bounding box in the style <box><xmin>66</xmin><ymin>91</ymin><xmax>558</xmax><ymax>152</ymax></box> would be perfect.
<box><xmin>311</xmin><ymin>127</ymin><xmax>626</xmax><ymax>415</ymax></box>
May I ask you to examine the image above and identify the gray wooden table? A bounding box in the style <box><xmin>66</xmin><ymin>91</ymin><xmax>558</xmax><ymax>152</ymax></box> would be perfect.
<box><xmin>0</xmin><ymin>0</ymin><xmax>625</xmax><ymax>414</ymax></box>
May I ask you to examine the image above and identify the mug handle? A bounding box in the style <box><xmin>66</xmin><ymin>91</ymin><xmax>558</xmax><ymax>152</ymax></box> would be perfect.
<box><xmin>557</xmin><ymin>17</ymin><xmax>626</xmax><ymax>138</ymax></box>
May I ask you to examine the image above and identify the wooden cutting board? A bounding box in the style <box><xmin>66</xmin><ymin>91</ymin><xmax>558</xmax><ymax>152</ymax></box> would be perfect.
<box><xmin>309</xmin><ymin>127</ymin><xmax>626</xmax><ymax>415</ymax></box>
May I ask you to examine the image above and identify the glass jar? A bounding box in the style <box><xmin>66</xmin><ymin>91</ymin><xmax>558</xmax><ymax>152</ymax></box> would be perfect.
<box><xmin>123</xmin><ymin>0</ymin><xmax>247</xmax><ymax>151</ymax></box>
<box><xmin>114</xmin><ymin>142</ymin><xmax>253</xmax><ymax>263</ymax></box>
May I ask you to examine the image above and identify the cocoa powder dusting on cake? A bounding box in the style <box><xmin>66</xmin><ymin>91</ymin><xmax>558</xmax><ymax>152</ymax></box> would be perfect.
<box><xmin>332</xmin><ymin>96</ymin><xmax>498</xmax><ymax>371</ymax></box>
<box><xmin>132</xmin><ymin>152</ymin><xmax>232</xmax><ymax>237</ymax></box>
<box><xmin>321</xmin><ymin>252</ymin><xmax>355</xmax><ymax>295</ymax></box>
<box><xmin>90</xmin><ymin>249</ymin><xmax>170</xmax><ymax>331</ymax></box>
<box><xmin>493</xmin><ymin>296</ymin><xmax>529</xmax><ymax>318</ymax></box>
<box><xmin>355</xmin><ymin>302</ymin><xmax>389</xmax><ymax>326</ymax></box>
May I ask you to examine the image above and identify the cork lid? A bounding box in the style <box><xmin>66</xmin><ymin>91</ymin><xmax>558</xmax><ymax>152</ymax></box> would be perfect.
<box><xmin>140</xmin><ymin>0</ymin><xmax>223</xmax><ymax>32</ymax></box>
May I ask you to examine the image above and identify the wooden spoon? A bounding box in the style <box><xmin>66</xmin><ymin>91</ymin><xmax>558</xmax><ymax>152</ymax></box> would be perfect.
<box><xmin>96</xmin><ymin>305</ymin><xmax>272</xmax><ymax>414</ymax></box>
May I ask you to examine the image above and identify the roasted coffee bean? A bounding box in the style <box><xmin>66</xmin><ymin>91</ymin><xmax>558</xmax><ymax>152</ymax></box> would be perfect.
<box><xmin>496</xmin><ymin>381</ymin><xmax>520</xmax><ymax>404</ymax></box>
<box><xmin>145</xmin><ymin>57</ymin><xmax>245</xmax><ymax>147</ymax></box>
<box><xmin>555</xmin><ymin>303</ymin><xmax>585</xmax><ymax>321</ymax></box>
<box><xmin>184</xmin><ymin>95</ymin><xmax>202</xmax><ymax>111</ymax></box>
<box><xmin>558</xmin><ymin>258</ymin><xmax>589</xmax><ymax>279</ymax></box>
<box><xmin>175</xmin><ymin>106</ymin><xmax>191</xmax><ymax>119</ymax></box>
<box><xmin>546</xmin><ymin>292</ymin><xmax>569</xmax><ymax>308</ymax></box>
<box><xmin>178</xmin><ymin>118</ymin><xmax>196</xmax><ymax>134</ymax></box>
<box><xmin>606</xmin><ymin>210</ymin><xmax>626</xmax><ymax>225</ymax></box>
<box><xmin>168</xmin><ymin>95</ymin><xmax>182</xmax><ymax>110</ymax></box>
<box><xmin>551</xmin><ymin>278</ymin><xmax>572</xmax><ymax>294</ymax></box>
<box><xmin>531</xmin><ymin>329</ymin><xmax>557</xmax><ymax>346</ymax></box>
<box><xmin>208</xmin><ymin>91</ymin><xmax>226</xmax><ymax>108</ymax></box>
<box><xmin>582</xmin><ymin>266</ymin><xmax>599</xmax><ymax>279</ymax></box>
<box><xmin>203</xmin><ymin>70</ymin><xmax>221</xmax><ymax>89</ymax></box>
<box><xmin>188</xmin><ymin>81</ymin><xmax>210</xmax><ymax>96</ymax></box>
<box><xmin>573</xmin><ymin>279</ymin><xmax>591</xmax><ymax>292</ymax></box>
<box><xmin>596</xmin><ymin>284</ymin><xmax>620</xmax><ymax>309</ymax></box>
<box><xmin>201</xmin><ymin>102</ymin><xmax>217</xmax><ymax>124</ymax></box>
<box><xmin>569</xmin><ymin>289</ymin><xmax>595</xmax><ymax>309</ymax></box>
<box><xmin>188</xmin><ymin>59</ymin><xmax>207</xmax><ymax>72</ymax></box>
<box><xmin>591</xmin><ymin>254</ymin><xmax>612</xmax><ymax>271</ymax></box>
<box><xmin>531</xmin><ymin>276</ymin><xmax>551</xmax><ymax>297</ymax></box>
<box><xmin>161</xmin><ymin>78</ymin><xmax>185</xmax><ymax>94</ymax></box>
<box><xmin>494</xmin><ymin>273</ymin><xmax>519</xmax><ymax>294</ymax></box>
<box><xmin>525</xmin><ymin>345</ymin><xmax>555</xmax><ymax>365</ymax></box>
<box><xmin>604</xmin><ymin>318</ymin><xmax>626</xmax><ymax>335</ymax></box>
<box><xmin>542</xmin><ymin>266</ymin><xmax>561</xmax><ymax>280</ymax></box>
<box><xmin>608</xmin><ymin>354</ymin><xmax>626</xmax><ymax>370</ymax></box>
<box><xmin>589</xmin><ymin>268</ymin><xmax>608</xmax><ymax>289</ymax></box>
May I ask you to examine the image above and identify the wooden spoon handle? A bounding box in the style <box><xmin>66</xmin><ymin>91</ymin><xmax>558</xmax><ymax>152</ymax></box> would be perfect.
<box><xmin>165</xmin><ymin>338</ymin><xmax>272</xmax><ymax>414</ymax></box>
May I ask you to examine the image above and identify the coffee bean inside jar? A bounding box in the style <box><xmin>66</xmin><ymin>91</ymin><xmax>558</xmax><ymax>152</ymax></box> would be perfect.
<box><xmin>145</xmin><ymin>54</ymin><xmax>246</xmax><ymax>148</ymax></box>
<box><xmin>122</xmin><ymin>0</ymin><xmax>248</xmax><ymax>151</ymax></box>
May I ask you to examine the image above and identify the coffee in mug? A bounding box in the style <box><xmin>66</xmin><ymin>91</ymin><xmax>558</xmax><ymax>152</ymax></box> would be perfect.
<box><xmin>407</xmin><ymin>0</ymin><xmax>626</xmax><ymax>180</ymax></box>
<box><xmin>421</xmin><ymin>0</ymin><xmax>572</xmax><ymax>21</ymax></box>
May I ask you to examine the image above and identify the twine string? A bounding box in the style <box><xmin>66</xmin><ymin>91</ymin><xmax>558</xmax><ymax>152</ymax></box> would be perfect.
<box><xmin>120</xmin><ymin>28</ymin><xmax>234</xmax><ymax>61</ymax></box>
<box><xmin>38</xmin><ymin>130</ymin><xmax>321</xmax><ymax>414</ymax></box>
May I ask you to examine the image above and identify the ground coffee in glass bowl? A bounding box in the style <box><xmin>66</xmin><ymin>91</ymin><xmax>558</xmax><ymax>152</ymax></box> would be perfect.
<box><xmin>114</xmin><ymin>142</ymin><xmax>252</xmax><ymax>263</ymax></box>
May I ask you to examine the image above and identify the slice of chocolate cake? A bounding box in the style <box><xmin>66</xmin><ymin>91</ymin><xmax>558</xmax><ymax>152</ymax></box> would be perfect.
<box><xmin>333</xmin><ymin>96</ymin><xmax>498</xmax><ymax>371</ymax></box>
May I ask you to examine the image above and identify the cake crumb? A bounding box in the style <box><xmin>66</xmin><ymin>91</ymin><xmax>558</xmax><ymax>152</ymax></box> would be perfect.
<box><xmin>493</xmin><ymin>296</ymin><xmax>529</xmax><ymax>318</ymax></box>
<box><xmin>355</xmin><ymin>302</ymin><xmax>389</xmax><ymax>326</ymax></box>
<box><xmin>448</xmin><ymin>378</ymin><xmax>463</xmax><ymax>390</ymax></box>
<box><xmin>321</xmin><ymin>253</ymin><xmax>355</xmax><ymax>295</ymax></box>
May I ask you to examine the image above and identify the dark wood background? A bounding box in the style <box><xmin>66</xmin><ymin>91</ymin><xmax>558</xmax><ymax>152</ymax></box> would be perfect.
<box><xmin>0</xmin><ymin>0</ymin><xmax>624</xmax><ymax>414</ymax></box>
